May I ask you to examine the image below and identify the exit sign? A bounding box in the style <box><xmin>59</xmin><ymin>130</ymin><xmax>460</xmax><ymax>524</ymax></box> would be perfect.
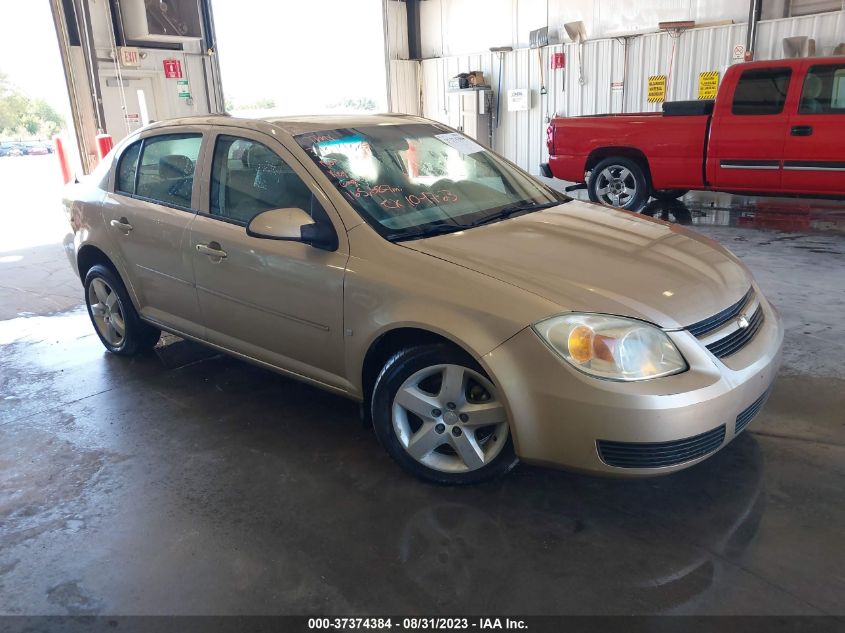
<box><xmin>163</xmin><ymin>59</ymin><xmax>183</xmax><ymax>79</ymax></box>
<box><xmin>119</xmin><ymin>46</ymin><xmax>140</xmax><ymax>67</ymax></box>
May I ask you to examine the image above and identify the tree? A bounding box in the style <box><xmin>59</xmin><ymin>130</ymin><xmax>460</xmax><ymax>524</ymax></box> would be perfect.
<box><xmin>0</xmin><ymin>68</ymin><xmax>65</xmax><ymax>137</ymax></box>
<box><xmin>326</xmin><ymin>97</ymin><xmax>377</xmax><ymax>111</ymax></box>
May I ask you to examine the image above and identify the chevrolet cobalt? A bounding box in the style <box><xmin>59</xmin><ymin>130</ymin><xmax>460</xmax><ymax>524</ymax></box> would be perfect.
<box><xmin>63</xmin><ymin>114</ymin><xmax>783</xmax><ymax>484</ymax></box>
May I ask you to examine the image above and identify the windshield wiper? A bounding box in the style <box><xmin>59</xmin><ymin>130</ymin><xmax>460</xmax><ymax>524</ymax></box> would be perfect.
<box><xmin>463</xmin><ymin>200</ymin><xmax>561</xmax><ymax>229</ymax></box>
<box><xmin>386</xmin><ymin>222</ymin><xmax>468</xmax><ymax>242</ymax></box>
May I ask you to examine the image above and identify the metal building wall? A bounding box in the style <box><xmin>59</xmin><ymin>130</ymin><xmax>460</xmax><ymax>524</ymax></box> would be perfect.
<box><xmin>399</xmin><ymin>11</ymin><xmax>845</xmax><ymax>176</ymax></box>
<box><xmin>389</xmin><ymin>60</ymin><xmax>421</xmax><ymax>114</ymax></box>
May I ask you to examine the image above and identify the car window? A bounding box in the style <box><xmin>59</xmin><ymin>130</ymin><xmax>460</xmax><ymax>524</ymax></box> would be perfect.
<box><xmin>209</xmin><ymin>135</ymin><xmax>320</xmax><ymax>225</ymax></box>
<box><xmin>799</xmin><ymin>64</ymin><xmax>845</xmax><ymax>115</ymax></box>
<box><xmin>732</xmin><ymin>67</ymin><xmax>792</xmax><ymax>115</ymax></box>
<box><xmin>116</xmin><ymin>141</ymin><xmax>142</xmax><ymax>195</ymax></box>
<box><xmin>294</xmin><ymin>123</ymin><xmax>566</xmax><ymax>241</ymax></box>
<box><xmin>135</xmin><ymin>133</ymin><xmax>202</xmax><ymax>209</ymax></box>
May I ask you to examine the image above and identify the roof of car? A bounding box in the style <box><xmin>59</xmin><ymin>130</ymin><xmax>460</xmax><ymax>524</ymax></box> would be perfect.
<box><xmin>144</xmin><ymin>112</ymin><xmax>431</xmax><ymax>137</ymax></box>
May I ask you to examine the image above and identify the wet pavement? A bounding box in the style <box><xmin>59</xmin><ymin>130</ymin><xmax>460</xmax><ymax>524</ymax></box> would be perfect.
<box><xmin>1</xmin><ymin>160</ymin><xmax>844</xmax><ymax>615</ymax></box>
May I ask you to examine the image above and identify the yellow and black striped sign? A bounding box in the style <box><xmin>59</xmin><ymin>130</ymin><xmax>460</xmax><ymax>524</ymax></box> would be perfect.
<box><xmin>647</xmin><ymin>75</ymin><xmax>666</xmax><ymax>103</ymax></box>
<box><xmin>698</xmin><ymin>71</ymin><xmax>720</xmax><ymax>100</ymax></box>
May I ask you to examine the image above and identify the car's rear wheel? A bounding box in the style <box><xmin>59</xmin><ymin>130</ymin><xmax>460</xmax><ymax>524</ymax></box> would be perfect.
<box><xmin>652</xmin><ymin>188</ymin><xmax>689</xmax><ymax>201</ymax></box>
<box><xmin>371</xmin><ymin>344</ymin><xmax>517</xmax><ymax>484</ymax></box>
<box><xmin>84</xmin><ymin>264</ymin><xmax>160</xmax><ymax>356</ymax></box>
<box><xmin>588</xmin><ymin>157</ymin><xmax>650</xmax><ymax>211</ymax></box>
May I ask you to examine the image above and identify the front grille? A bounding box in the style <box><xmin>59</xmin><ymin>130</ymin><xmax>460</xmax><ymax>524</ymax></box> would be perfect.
<box><xmin>735</xmin><ymin>388</ymin><xmax>772</xmax><ymax>435</ymax></box>
<box><xmin>597</xmin><ymin>425</ymin><xmax>726</xmax><ymax>469</ymax></box>
<box><xmin>705</xmin><ymin>304</ymin><xmax>765</xmax><ymax>358</ymax></box>
<box><xmin>687</xmin><ymin>288</ymin><xmax>753</xmax><ymax>337</ymax></box>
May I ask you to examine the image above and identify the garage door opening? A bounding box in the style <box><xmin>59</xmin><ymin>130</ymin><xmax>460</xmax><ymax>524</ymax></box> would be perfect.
<box><xmin>211</xmin><ymin>0</ymin><xmax>388</xmax><ymax>117</ymax></box>
<box><xmin>0</xmin><ymin>0</ymin><xmax>75</xmax><ymax>257</ymax></box>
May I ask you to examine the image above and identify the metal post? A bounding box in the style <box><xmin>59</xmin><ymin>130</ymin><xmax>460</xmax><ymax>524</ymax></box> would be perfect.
<box><xmin>48</xmin><ymin>0</ymin><xmax>91</xmax><ymax>174</ymax></box>
<box><xmin>406</xmin><ymin>0</ymin><xmax>422</xmax><ymax>60</ymax></box>
<box><xmin>71</xmin><ymin>0</ymin><xmax>107</xmax><ymax>134</ymax></box>
<box><xmin>745</xmin><ymin>0</ymin><xmax>763</xmax><ymax>60</ymax></box>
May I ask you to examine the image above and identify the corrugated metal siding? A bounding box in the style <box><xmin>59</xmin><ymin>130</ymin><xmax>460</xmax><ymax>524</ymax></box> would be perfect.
<box><xmin>394</xmin><ymin>11</ymin><xmax>845</xmax><ymax>174</ymax></box>
<box><xmin>389</xmin><ymin>60</ymin><xmax>421</xmax><ymax>114</ymax></box>
<box><xmin>386</xmin><ymin>0</ymin><xmax>409</xmax><ymax>59</ymax></box>
<box><xmin>756</xmin><ymin>11</ymin><xmax>845</xmax><ymax>57</ymax></box>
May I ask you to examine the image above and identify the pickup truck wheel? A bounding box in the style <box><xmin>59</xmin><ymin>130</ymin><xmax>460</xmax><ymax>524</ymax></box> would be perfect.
<box><xmin>652</xmin><ymin>189</ymin><xmax>689</xmax><ymax>201</ymax></box>
<box><xmin>588</xmin><ymin>157</ymin><xmax>649</xmax><ymax>211</ymax></box>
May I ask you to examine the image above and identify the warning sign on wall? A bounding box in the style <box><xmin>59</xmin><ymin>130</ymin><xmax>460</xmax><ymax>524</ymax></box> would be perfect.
<box><xmin>698</xmin><ymin>71</ymin><xmax>720</xmax><ymax>100</ymax></box>
<box><xmin>647</xmin><ymin>75</ymin><xmax>666</xmax><ymax>103</ymax></box>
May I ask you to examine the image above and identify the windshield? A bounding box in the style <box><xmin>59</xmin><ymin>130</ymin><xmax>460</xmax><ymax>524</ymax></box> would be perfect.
<box><xmin>293</xmin><ymin>123</ymin><xmax>568</xmax><ymax>241</ymax></box>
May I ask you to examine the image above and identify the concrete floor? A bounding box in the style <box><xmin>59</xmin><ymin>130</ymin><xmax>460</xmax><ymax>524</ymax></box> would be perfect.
<box><xmin>1</xmin><ymin>156</ymin><xmax>844</xmax><ymax>615</ymax></box>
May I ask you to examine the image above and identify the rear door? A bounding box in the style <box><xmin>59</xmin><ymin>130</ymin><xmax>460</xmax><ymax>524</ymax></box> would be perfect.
<box><xmin>101</xmin><ymin>128</ymin><xmax>205</xmax><ymax>337</ymax></box>
<box><xmin>708</xmin><ymin>66</ymin><xmax>795</xmax><ymax>191</ymax></box>
<box><xmin>782</xmin><ymin>61</ymin><xmax>845</xmax><ymax>194</ymax></box>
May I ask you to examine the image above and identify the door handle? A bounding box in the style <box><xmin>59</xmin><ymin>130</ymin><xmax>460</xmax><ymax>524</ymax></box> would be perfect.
<box><xmin>791</xmin><ymin>125</ymin><xmax>813</xmax><ymax>136</ymax></box>
<box><xmin>110</xmin><ymin>217</ymin><xmax>133</xmax><ymax>232</ymax></box>
<box><xmin>196</xmin><ymin>242</ymin><xmax>227</xmax><ymax>260</ymax></box>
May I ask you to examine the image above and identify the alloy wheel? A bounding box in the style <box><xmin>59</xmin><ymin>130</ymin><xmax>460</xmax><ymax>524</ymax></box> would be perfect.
<box><xmin>391</xmin><ymin>364</ymin><xmax>509</xmax><ymax>473</ymax></box>
<box><xmin>595</xmin><ymin>165</ymin><xmax>638</xmax><ymax>208</ymax></box>
<box><xmin>88</xmin><ymin>277</ymin><xmax>126</xmax><ymax>347</ymax></box>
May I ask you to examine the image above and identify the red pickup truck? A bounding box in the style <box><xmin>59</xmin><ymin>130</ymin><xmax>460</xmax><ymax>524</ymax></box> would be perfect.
<box><xmin>543</xmin><ymin>57</ymin><xmax>845</xmax><ymax>210</ymax></box>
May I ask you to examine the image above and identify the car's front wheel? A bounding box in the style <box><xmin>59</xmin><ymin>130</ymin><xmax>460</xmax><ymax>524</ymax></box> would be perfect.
<box><xmin>84</xmin><ymin>264</ymin><xmax>160</xmax><ymax>356</ymax></box>
<box><xmin>371</xmin><ymin>344</ymin><xmax>517</xmax><ymax>484</ymax></box>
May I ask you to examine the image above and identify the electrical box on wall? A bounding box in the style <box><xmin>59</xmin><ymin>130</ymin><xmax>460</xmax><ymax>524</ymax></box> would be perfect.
<box><xmin>119</xmin><ymin>0</ymin><xmax>203</xmax><ymax>43</ymax></box>
<box><xmin>507</xmin><ymin>89</ymin><xmax>530</xmax><ymax>111</ymax></box>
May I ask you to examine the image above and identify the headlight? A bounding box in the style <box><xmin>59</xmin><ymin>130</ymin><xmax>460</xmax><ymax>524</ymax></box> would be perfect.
<box><xmin>532</xmin><ymin>313</ymin><xmax>687</xmax><ymax>381</ymax></box>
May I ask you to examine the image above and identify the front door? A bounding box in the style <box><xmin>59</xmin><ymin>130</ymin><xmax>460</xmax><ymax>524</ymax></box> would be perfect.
<box><xmin>102</xmin><ymin>130</ymin><xmax>204</xmax><ymax>337</ymax></box>
<box><xmin>782</xmin><ymin>61</ymin><xmax>845</xmax><ymax>194</ymax></box>
<box><xmin>708</xmin><ymin>66</ymin><xmax>794</xmax><ymax>191</ymax></box>
<box><xmin>190</xmin><ymin>131</ymin><xmax>349</xmax><ymax>389</ymax></box>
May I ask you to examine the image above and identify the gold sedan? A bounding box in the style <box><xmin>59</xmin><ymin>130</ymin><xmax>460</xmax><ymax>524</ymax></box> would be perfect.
<box><xmin>63</xmin><ymin>114</ymin><xmax>783</xmax><ymax>484</ymax></box>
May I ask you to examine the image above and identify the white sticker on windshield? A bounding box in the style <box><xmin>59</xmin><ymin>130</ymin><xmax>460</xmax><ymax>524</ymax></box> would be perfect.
<box><xmin>434</xmin><ymin>132</ymin><xmax>484</xmax><ymax>155</ymax></box>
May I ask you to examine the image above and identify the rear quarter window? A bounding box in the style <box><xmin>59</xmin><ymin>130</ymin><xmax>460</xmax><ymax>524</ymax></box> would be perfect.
<box><xmin>799</xmin><ymin>64</ymin><xmax>845</xmax><ymax>114</ymax></box>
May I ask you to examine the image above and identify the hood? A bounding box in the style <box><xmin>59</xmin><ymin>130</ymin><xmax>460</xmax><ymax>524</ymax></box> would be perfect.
<box><xmin>401</xmin><ymin>201</ymin><xmax>751</xmax><ymax>329</ymax></box>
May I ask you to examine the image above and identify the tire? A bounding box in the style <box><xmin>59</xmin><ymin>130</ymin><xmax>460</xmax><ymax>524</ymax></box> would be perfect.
<box><xmin>371</xmin><ymin>343</ymin><xmax>517</xmax><ymax>485</ymax></box>
<box><xmin>652</xmin><ymin>189</ymin><xmax>689</xmax><ymax>201</ymax></box>
<box><xmin>587</xmin><ymin>156</ymin><xmax>650</xmax><ymax>211</ymax></box>
<box><xmin>84</xmin><ymin>264</ymin><xmax>160</xmax><ymax>356</ymax></box>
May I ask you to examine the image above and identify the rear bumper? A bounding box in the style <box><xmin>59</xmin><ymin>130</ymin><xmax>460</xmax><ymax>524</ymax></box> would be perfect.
<box><xmin>482</xmin><ymin>294</ymin><xmax>784</xmax><ymax>476</ymax></box>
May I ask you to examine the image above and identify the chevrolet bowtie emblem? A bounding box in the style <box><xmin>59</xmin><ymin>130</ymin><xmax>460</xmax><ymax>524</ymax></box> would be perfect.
<box><xmin>737</xmin><ymin>314</ymin><xmax>750</xmax><ymax>329</ymax></box>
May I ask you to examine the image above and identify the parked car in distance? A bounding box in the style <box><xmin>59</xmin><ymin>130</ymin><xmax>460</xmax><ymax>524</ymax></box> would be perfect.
<box><xmin>22</xmin><ymin>141</ymin><xmax>52</xmax><ymax>155</ymax></box>
<box><xmin>0</xmin><ymin>142</ymin><xmax>24</xmax><ymax>157</ymax></box>
<box><xmin>62</xmin><ymin>114</ymin><xmax>783</xmax><ymax>484</ymax></box>
<box><xmin>544</xmin><ymin>57</ymin><xmax>845</xmax><ymax>210</ymax></box>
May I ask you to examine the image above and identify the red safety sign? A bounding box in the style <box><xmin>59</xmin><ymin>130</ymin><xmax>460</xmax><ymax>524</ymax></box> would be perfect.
<box><xmin>163</xmin><ymin>59</ymin><xmax>183</xmax><ymax>79</ymax></box>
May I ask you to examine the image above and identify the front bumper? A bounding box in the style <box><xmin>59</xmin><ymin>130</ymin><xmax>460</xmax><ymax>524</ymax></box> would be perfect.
<box><xmin>482</xmin><ymin>293</ymin><xmax>784</xmax><ymax>476</ymax></box>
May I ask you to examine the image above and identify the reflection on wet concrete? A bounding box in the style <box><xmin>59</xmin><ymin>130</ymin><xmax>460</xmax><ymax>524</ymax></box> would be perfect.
<box><xmin>641</xmin><ymin>192</ymin><xmax>845</xmax><ymax>235</ymax></box>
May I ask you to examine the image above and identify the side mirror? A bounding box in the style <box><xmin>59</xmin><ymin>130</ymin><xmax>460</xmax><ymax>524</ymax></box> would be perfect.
<box><xmin>247</xmin><ymin>207</ymin><xmax>314</xmax><ymax>240</ymax></box>
<box><xmin>246</xmin><ymin>208</ymin><xmax>337</xmax><ymax>251</ymax></box>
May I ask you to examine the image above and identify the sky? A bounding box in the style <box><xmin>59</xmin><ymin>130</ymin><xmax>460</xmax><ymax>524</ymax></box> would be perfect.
<box><xmin>210</xmin><ymin>0</ymin><xmax>388</xmax><ymax>113</ymax></box>
<box><xmin>0</xmin><ymin>0</ymin><xmax>71</xmax><ymax>111</ymax></box>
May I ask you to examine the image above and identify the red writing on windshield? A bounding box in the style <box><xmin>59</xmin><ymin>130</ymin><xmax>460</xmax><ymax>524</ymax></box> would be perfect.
<box><xmin>375</xmin><ymin>189</ymin><xmax>459</xmax><ymax>210</ymax></box>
